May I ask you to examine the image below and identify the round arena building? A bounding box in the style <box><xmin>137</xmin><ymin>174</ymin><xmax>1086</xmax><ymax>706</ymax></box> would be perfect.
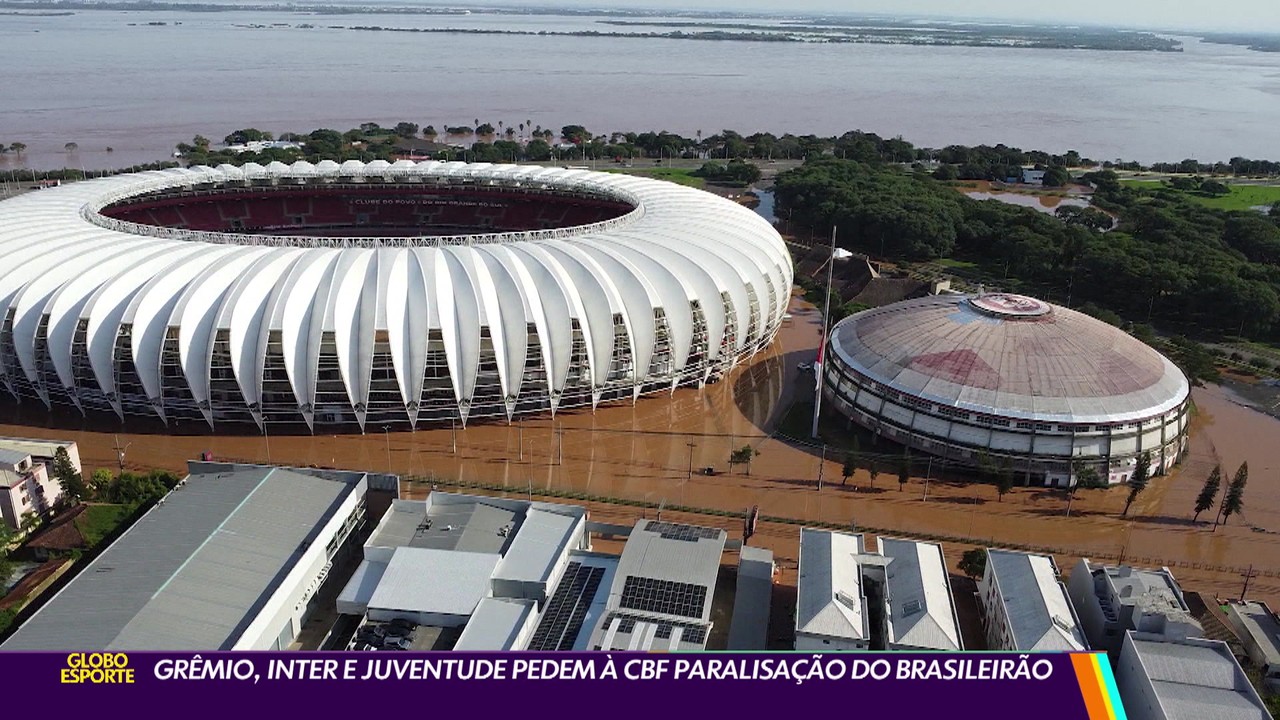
<box><xmin>822</xmin><ymin>293</ymin><xmax>1190</xmax><ymax>486</ymax></box>
<box><xmin>0</xmin><ymin>161</ymin><xmax>791</xmax><ymax>431</ymax></box>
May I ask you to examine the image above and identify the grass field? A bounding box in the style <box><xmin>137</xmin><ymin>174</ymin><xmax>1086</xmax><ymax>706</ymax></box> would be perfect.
<box><xmin>604</xmin><ymin>166</ymin><xmax>704</xmax><ymax>188</ymax></box>
<box><xmin>74</xmin><ymin>504</ymin><xmax>131</xmax><ymax>547</ymax></box>
<box><xmin>1121</xmin><ymin>178</ymin><xmax>1280</xmax><ymax>211</ymax></box>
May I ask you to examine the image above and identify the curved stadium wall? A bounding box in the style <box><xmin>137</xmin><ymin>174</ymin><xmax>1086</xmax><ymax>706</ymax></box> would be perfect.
<box><xmin>0</xmin><ymin>161</ymin><xmax>792</xmax><ymax>431</ymax></box>
<box><xmin>821</xmin><ymin>293</ymin><xmax>1190</xmax><ymax>486</ymax></box>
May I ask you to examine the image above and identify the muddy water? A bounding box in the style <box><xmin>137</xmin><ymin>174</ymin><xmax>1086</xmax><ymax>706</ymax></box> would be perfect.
<box><xmin>2</xmin><ymin>292</ymin><xmax>1278</xmax><ymax>605</ymax></box>
<box><xmin>964</xmin><ymin>190</ymin><xmax>1090</xmax><ymax>214</ymax></box>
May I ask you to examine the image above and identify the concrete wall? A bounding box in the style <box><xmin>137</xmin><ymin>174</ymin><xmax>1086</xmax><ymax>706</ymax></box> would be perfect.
<box><xmin>232</xmin><ymin>476</ymin><xmax>368</xmax><ymax>650</ymax></box>
<box><xmin>1067</xmin><ymin>559</ymin><xmax>1115</xmax><ymax>655</ymax></box>
<box><xmin>1115</xmin><ymin>634</ymin><xmax>1165</xmax><ymax>720</ymax></box>
<box><xmin>978</xmin><ymin>559</ymin><xmax>1014</xmax><ymax>651</ymax></box>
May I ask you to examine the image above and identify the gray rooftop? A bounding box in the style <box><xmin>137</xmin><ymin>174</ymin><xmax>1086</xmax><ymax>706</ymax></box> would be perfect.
<box><xmin>987</xmin><ymin>549</ymin><xmax>1086</xmax><ymax>651</ymax></box>
<box><xmin>1104</xmin><ymin>565</ymin><xmax>1191</xmax><ymax>613</ymax></box>
<box><xmin>880</xmin><ymin>537</ymin><xmax>962</xmax><ymax>651</ymax></box>
<box><xmin>366</xmin><ymin>546</ymin><xmax>499</xmax><ymax>617</ymax></box>
<box><xmin>1127</xmin><ymin>634</ymin><xmax>1270</xmax><ymax>720</ymax></box>
<box><xmin>493</xmin><ymin>507</ymin><xmax>583</xmax><ymax>586</ymax></box>
<box><xmin>0</xmin><ymin>448</ymin><xmax>31</xmax><ymax>468</ymax></box>
<box><xmin>1227</xmin><ymin>601</ymin><xmax>1280</xmax><ymax>667</ymax></box>
<box><xmin>370</xmin><ymin>498</ymin><xmax>518</xmax><ymax>554</ymax></box>
<box><xmin>727</xmin><ymin>546</ymin><xmax>773</xmax><ymax>650</ymax></box>
<box><xmin>829</xmin><ymin>294</ymin><xmax>1189</xmax><ymax>424</ymax></box>
<box><xmin>3</xmin><ymin>466</ymin><xmax>358</xmax><ymax>650</ymax></box>
<box><xmin>796</xmin><ymin>529</ymin><xmax>868</xmax><ymax>642</ymax></box>
<box><xmin>0</xmin><ymin>437</ymin><xmax>75</xmax><ymax>461</ymax></box>
<box><xmin>454</xmin><ymin>598</ymin><xmax>537</xmax><ymax>650</ymax></box>
<box><xmin>609</xmin><ymin>519</ymin><xmax>726</xmax><ymax>621</ymax></box>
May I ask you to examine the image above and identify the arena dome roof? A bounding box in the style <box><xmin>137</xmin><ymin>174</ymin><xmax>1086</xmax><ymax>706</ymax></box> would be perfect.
<box><xmin>0</xmin><ymin>162</ymin><xmax>791</xmax><ymax>431</ymax></box>
<box><xmin>828</xmin><ymin>293</ymin><xmax>1189</xmax><ymax>425</ymax></box>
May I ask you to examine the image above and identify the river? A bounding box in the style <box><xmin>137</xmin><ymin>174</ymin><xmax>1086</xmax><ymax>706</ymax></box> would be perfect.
<box><xmin>3</xmin><ymin>10</ymin><xmax>1280</xmax><ymax>170</ymax></box>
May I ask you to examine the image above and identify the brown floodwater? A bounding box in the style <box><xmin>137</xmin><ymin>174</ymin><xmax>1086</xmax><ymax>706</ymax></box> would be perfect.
<box><xmin>2</xmin><ymin>291</ymin><xmax>1278</xmax><ymax>606</ymax></box>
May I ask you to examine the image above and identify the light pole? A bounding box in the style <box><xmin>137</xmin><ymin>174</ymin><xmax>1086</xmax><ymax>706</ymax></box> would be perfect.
<box><xmin>382</xmin><ymin>426</ymin><xmax>392</xmax><ymax>474</ymax></box>
<box><xmin>113</xmin><ymin>434</ymin><xmax>131</xmax><ymax>473</ymax></box>
<box><xmin>685</xmin><ymin>442</ymin><xmax>696</xmax><ymax>506</ymax></box>
<box><xmin>922</xmin><ymin>457</ymin><xmax>934</xmax><ymax>501</ymax></box>
<box><xmin>451</xmin><ymin>417</ymin><xmax>457</xmax><ymax>455</ymax></box>
<box><xmin>817</xmin><ymin>443</ymin><xmax>826</xmax><ymax>491</ymax></box>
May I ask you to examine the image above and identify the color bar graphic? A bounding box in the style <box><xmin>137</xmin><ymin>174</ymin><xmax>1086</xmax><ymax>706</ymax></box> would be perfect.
<box><xmin>1070</xmin><ymin>652</ymin><xmax>1127</xmax><ymax>720</ymax></box>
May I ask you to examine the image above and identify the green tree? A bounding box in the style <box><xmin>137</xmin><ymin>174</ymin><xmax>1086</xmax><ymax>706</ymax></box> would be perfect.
<box><xmin>1220</xmin><ymin>461</ymin><xmax>1248</xmax><ymax>526</ymax></box>
<box><xmin>959</xmin><ymin>548</ymin><xmax>987</xmax><ymax>579</ymax></box>
<box><xmin>393</xmin><ymin>122</ymin><xmax>419</xmax><ymax>139</ymax></box>
<box><xmin>1067</xmin><ymin>460</ymin><xmax>1102</xmax><ymax>517</ymax></box>
<box><xmin>1199</xmin><ymin>179</ymin><xmax>1230</xmax><ymax>197</ymax></box>
<box><xmin>525</xmin><ymin>139</ymin><xmax>552</xmax><ymax>161</ymax></box>
<box><xmin>1122</xmin><ymin>451</ymin><xmax>1152</xmax><ymax>517</ymax></box>
<box><xmin>868</xmin><ymin>459</ymin><xmax>879</xmax><ymax>490</ymax></box>
<box><xmin>1192</xmin><ymin>465</ymin><xmax>1221</xmax><ymax>523</ymax></box>
<box><xmin>841</xmin><ymin>445</ymin><xmax>857</xmax><ymax>487</ymax></box>
<box><xmin>475</xmin><ymin>123</ymin><xmax>496</xmax><ymax>136</ymax></box>
<box><xmin>422</xmin><ymin>125</ymin><xmax>437</xmax><ymax>138</ymax></box>
<box><xmin>19</xmin><ymin>511</ymin><xmax>41</xmax><ymax>536</ymax></box>
<box><xmin>932</xmin><ymin>164</ymin><xmax>958</xmax><ymax>181</ymax></box>
<box><xmin>561</xmin><ymin>125</ymin><xmax>590</xmax><ymax>144</ymax></box>
<box><xmin>224</xmin><ymin>128</ymin><xmax>268</xmax><ymax>145</ymax></box>
<box><xmin>898</xmin><ymin>448</ymin><xmax>910</xmax><ymax>491</ymax></box>
<box><xmin>9</xmin><ymin>142</ymin><xmax>25</xmax><ymax>155</ymax></box>
<box><xmin>729</xmin><ymin>445</ymin><xmax>760</xmax><ymax>476</ymax></box>
<box><xmin>63</xmin><ymin>142</ymin><xmax>78</xmax><ymax>153</ymax></box>
<box><xmin>995</xmin><ymin>457</ymin><xmax>1014</xmax><ymax>501</ymax></box>
<box><xmin>1042</xmin><ymin>166</ymin><xmax>1070</xmax><ymax>187</ymax></box>
<box><xmin>51</xmin><ymin>446</ymin><xmax>86</xmax><ymax>507</ymax></box>
<box><xmin>90</xmin><ymin>468</ymin><xmax>114</xmax><ymax>501</ymax></box>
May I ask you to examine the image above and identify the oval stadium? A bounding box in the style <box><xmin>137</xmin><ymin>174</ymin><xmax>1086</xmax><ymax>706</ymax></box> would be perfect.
<box><xmin>822</xmin><ymin>293</ymin><xmax>1190</xmax><ymax>486</ymax></box>
<box><xmin>0</xmin><ymin>161</ymin><xmax>791</xmax><ymax>431</ymax></box>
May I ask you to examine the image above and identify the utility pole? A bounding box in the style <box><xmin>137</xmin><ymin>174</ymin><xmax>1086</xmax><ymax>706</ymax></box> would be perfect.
<box><xmin>557</xmin><ymin>424</ymin><xmax>563</xmax><ymax>465</ymax></box>
<box><xmin>922</xmin><ymin>456</ymin><xmax>933</xmax><ymax>501</ymax></box>
<box><xmin>1241</xmin><ymin>564</ymin><xmax>1259</xmax><ymax>601</ymax></box>
<box><xmin>451</xmin><ymin>417</ymin><xmax>457</xmax><ymax>455</ymax></box>
<box><xmin>518</xmin><ymin>421</ymin><xmax>524</xmax><ymax>461</ymax></box>
<box><xmin>817</xmin><ymin>443</ymin><xmax>826</xmax><ymax>491</ymax></box>
<box><xmin>686</xmin><ymin>442</ymin><xmax>696</xmax><ymax>506</ymax></box>
<box><xmin>811</xmin><ymin>226</ymin><xmax>837</xmax><ymax>439</ymax></box>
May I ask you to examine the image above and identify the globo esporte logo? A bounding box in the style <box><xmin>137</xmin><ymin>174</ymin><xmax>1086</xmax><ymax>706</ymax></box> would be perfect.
<box><xmin>61</xmin><ymin>653</ymin><xmax>135</xmax><ymax>684</ymax></box>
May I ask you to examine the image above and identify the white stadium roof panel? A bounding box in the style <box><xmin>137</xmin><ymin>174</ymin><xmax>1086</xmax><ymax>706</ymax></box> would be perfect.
<box><xmin>0</xmin><ymin>162</ymin><xmax>789</xmax><ymax>431</ymax></box>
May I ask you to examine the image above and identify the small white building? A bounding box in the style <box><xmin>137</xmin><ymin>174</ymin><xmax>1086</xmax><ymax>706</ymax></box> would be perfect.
<box><xmin>795</xmin><ymin>529</ymin><xmax>963</xmax><ymax>652</ymax></box>
<box><xmin>979</xmin><ymin>549</ymin><xmax>1087</xmax><ymax>651</ymax></box>
<box><xmin>0</xmin><ymin>438</ymin><xmax>77</xmax><ymax>530</ymax></box>
<box><xmin>795</xmin><ymin>529</ymin><xmax>871</xmax><ymax>651</ymax></box>
<box><xmin>1067</xmin><ymin>559</ymin><xmax>1202</xmax><ymax>658</ymax></box>
<box><xmin>1223</xmin><ymin>600</ymin><xmax>1280</xmax><ymax>694</ymax></box>
<box><xmin>1021</xmin><ymin>168</ymin><xmax>1047</xmax><ymax>185</ymax></box>
<box><xmin>1115</xmin><ymin>631</ymin><xmax>1270</xmax><ymax>720</ymax></box>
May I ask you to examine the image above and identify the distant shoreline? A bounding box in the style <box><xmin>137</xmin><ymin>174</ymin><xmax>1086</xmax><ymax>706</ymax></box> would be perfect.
<box><xmin>0</xmin><ymin>0</ymin><xmax>1189</xmax><ymax>52</ymax></box>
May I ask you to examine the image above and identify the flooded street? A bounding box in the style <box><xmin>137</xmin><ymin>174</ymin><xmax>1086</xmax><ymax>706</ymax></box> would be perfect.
<box><xmin>1</xmin><ymin>292</ymin><xmax>1278</xmax><ymax>606</ymax></box>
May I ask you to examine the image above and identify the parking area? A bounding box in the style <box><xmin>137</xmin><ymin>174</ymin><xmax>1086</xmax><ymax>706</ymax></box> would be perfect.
<box><xmin>347</xmin><ymin>618</ymin><xmax>462</xmax><ymax>651</ymax></box>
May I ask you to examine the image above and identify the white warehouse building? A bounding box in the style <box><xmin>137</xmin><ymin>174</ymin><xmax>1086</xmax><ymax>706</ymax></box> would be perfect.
<box><xmin>0</xmin><ymin>162</ymin><xmax>791</xmax><ymax>432</ymax></box>
<box><xmin>822</xmin><ymin>293</ymin><xmax>1190</xmax><ymax>486</ymax></box>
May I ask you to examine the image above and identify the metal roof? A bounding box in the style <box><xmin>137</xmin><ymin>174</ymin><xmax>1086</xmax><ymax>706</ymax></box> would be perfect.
<box><xmin>987</xmin><ymin>549</ymin><xmax>1086</xmax><ymax>651</ymax></box>
<box><xmin>2</xmin><ymin>466</ymin><xmax>356</xmax><ymax>650</ymax></box>
<box><xmin>493</xmin><ymin>507</ymin><xmax>582</xmax><ymax>585</ymax></box>
<box><xmin>1227</xmin><ymin>601</ymin><xmax>1280</xmax><ymax>667</ymax></box>
<box><xmin>796</xmin><ymin>529</ymin><xmax>868</xmax><ymax>642</ymax></box>
<box><xmin>829</xmin><ymin>293</ymin><xmax>1190</xmax><ymax>424</ymax></box>
<box><xmin>366</xmin><ymin>546</ymin><xmax>499</xmax><ymax>617</ymax></box>
<box><xmin>727</xmin><ymin>546</ymin><xmax>773</xmax><ymax>650</ymax></box>
<box><xmin>335</xmin><ymin>559</ymin><xmax>388</xmax><ymax>614</ymax></box>
<box><xmin>0</xmin><ymin>163</ymin><xmax>791</xmax><ymax>431</ymax></box>
<box><xmin>369</xmin><ymin>497</ymin><xmax>517</xmax><ymax>554</ymax></box>
<box><xmin>453</xmin><ymin>598</ymin><xmax>537</xmax><ymax>651</ymax></box>
<box><xmin>1126</xmin><ymin>634</ymin><xmax>1270</xmax><ymax>720</ymax></box>
<box><xmin>879</xmin><ymin>537</ymin><xmax>962</xmax><ymax>651</ymax></box>
<box><xmin>609</xmin><ymin>519</ymin><xmax>726</xmax><ymax>619</ymax></box>
<box><xmin>0</xmin><ymin>437</ymin><xmax>74</xmax><ymax>460</ymax></box>
<box><xmin>0</xmin><ymin>448</ymin><xmax>30</xmax><ymax>467</ymax></box>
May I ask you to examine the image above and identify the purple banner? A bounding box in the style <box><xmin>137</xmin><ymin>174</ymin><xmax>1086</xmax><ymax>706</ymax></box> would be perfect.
<box><xmin>10</xmin><ymin>651</ymin><xmax>1103</xmax><ymax>718</ymax></box>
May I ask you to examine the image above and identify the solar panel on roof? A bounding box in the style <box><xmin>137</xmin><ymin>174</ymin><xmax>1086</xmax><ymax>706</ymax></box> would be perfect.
<box><xmin>619</xmin><ymin>576</ymin><xmax>707</xmax><ymax>619</ymax></box>
<box><xmin>601</xmin><ymin>612</ymin><xmax>708</xmax><ymax>646</ymax></box>
<box><xmin>644</xmin><ymin>521</ymin><xmax>720</xmax><ymax>542</ymax></box>
<box><xmin>527</xmin><ymin>562</ymin><xmax>606</xmax><ymax>651</ymax></box>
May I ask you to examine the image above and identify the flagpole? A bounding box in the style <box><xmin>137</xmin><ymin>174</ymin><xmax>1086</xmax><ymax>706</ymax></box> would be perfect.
<box><xmin>811</xmin><ymin>226</ymin><xmax>837</xmax><ymax>439</ymax></box>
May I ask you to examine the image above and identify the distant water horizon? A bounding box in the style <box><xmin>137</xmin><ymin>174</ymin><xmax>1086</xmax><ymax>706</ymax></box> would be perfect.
<box><xmin>3</xmin><ymin>9</ymin><xmax>1280</xmax><ymax>170</ymax></box>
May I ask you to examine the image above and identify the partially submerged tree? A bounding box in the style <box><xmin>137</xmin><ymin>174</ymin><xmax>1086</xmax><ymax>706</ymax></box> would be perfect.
<box><xmin>1122</xmin><ymin>451</ymin><xmax>1152</xmax><ymax>518</ymax></box>
<box><xmin>1220</xmin><ymin>461</ymin><xmax>1248</xmax><ymax>527</ymax></box>
<box><xmin>1192</xmin><ymin>465</ymin><xmax>1221</xmax><ymax>523</ymax></box>
<box><xmin>959</xmin><ymin>548</ymin><xmax>987</xmax><ymax>580</ymax></box>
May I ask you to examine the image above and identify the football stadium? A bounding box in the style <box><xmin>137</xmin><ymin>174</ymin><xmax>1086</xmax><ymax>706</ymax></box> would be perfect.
<box><xmin>821</xmin><ymin>293</ymin><xmax>1191</xmax><ymax>486</ymax></box>
<box><xmin>0</xmin><ymin>162</ymin><xmax>791</xmax><ymax>431</ymax></box>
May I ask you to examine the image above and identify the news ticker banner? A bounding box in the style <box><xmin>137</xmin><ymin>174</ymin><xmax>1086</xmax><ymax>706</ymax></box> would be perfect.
<box><xmin>18</xmin><ymin>651</ymin><xmax>1125</xmax><ymax>719</ymax></box>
